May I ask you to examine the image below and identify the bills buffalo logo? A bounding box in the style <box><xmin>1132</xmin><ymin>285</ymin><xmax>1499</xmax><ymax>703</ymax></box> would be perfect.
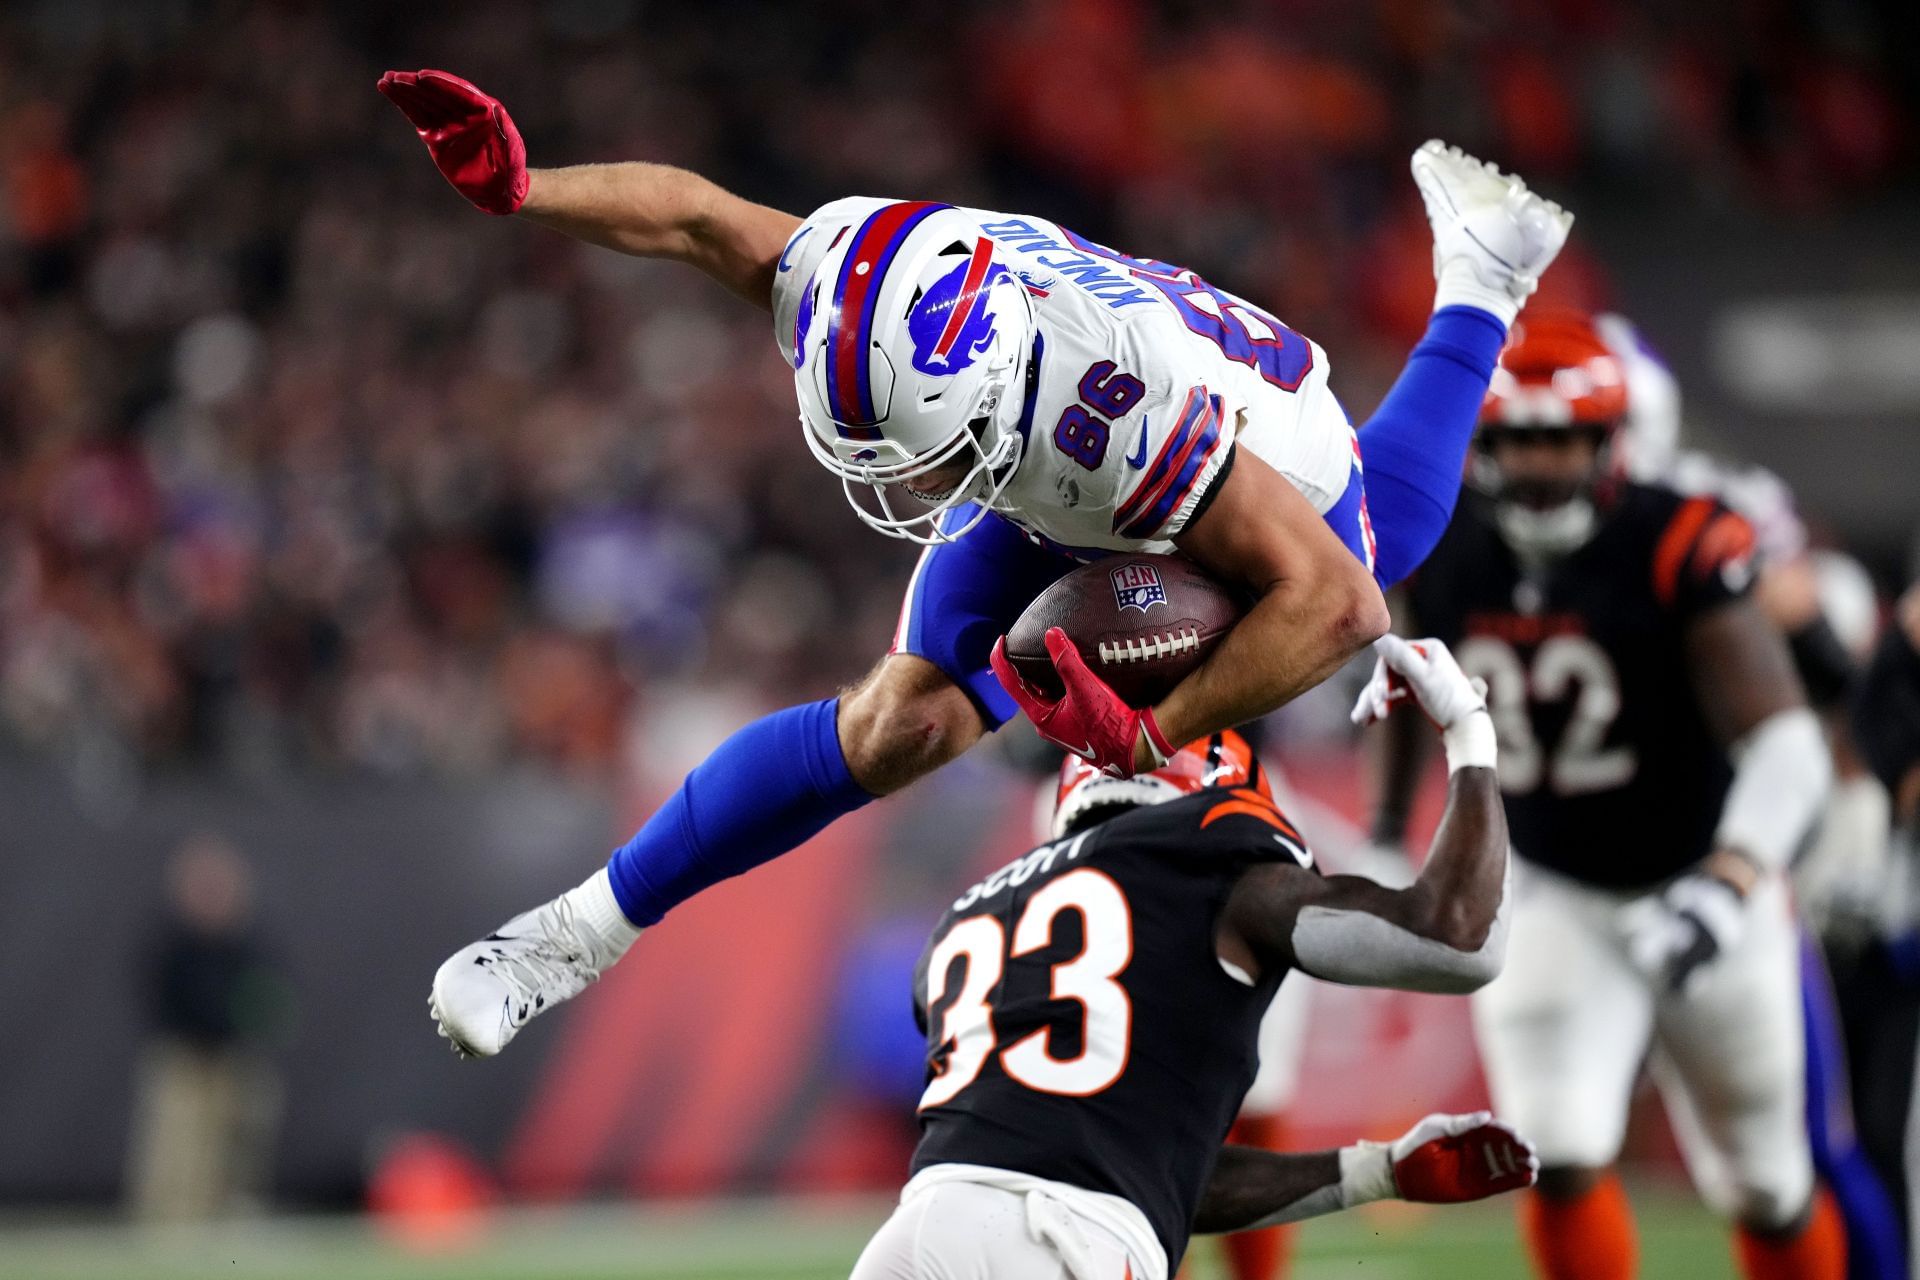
<box><xmin>1110</xmin><ymin>562</ymin><xmax>1167</xmax><ymax>613</ymax></box>
<box><xmin>849</xmin><ymin>447</ymin><xmax>880</xmax><ymax>462</ymax></box>
<box><xmin>907</xmin><ymin>243</ymin><xmax>1008</xmax><ymax>375</ymax></box>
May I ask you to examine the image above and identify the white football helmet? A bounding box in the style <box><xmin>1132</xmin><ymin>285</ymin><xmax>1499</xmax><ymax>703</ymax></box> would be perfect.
<box><xmin>792</xmin><ymin>202</ymin><xmax>1036</xmax><ymax>544</ymax></box>
<box><xmin>1594</xmin><ymin>312</ymin><xmax>1682</xmax><ymax>480</ymax></box>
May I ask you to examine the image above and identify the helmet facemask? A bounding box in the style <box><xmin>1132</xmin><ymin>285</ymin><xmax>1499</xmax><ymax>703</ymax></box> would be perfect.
<box><xmin>1474</xmin><ymin>313</ymin><xmax>1632</xmax><ymax>563</ymax></box>
<box><xmin>1474</xmin><ymin>423</ymin><xmax>1617</xmax><ymax>562</ymax></box>
<box><xmin>792</xmin><ymin>215</ymin><xmax>1038</xmax><ymax>546</ymax></box>
<box><xmin>800</xmin><ymin>346</ymin><xmax>1026</xmax><ymax>545</ymax></box>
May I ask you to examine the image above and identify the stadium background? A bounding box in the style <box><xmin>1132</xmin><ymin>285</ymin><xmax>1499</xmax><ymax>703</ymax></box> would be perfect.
<box><xmin>0</xmin><ymin>0</ymin><xmax>1915</xmax><ymax>1274</ymax></box>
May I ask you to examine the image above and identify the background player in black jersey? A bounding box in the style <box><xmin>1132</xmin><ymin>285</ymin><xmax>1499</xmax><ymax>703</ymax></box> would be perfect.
<box><xmin>1372</xmin><ymin>313</ymin><xmax>1843</xmax><ymax>1280</ymax></box>
<box><xmin>852</xmin><ymin>637</ymin><xmax>1536</xmax><ymax>1280</ymax></box>
<box><xmin>1600</xmin><ymin>312</ymin><xmax>1898</xmax><ymax>962</ymax></box>
<box><xmin>1600</xmin><ymin>312</ymin><xmax>1908</xmax><ymax>1280</ymax></box>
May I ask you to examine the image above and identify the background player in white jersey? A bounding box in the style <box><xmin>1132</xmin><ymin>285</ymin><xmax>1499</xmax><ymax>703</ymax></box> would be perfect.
<box><xmin>1373</xmin><ymin>313</ymin><xmax>1844</xmax><ymax>1280</ymax></box>
<box><xmin>374</xmin><ymin>70</ymin><xmax>1572</xmax><ymax>1060</ymax></box>
<box><xmin>856</xmin><ymin>638</ymin><xmax>1533</xmax><ymax>1279</ymax></box>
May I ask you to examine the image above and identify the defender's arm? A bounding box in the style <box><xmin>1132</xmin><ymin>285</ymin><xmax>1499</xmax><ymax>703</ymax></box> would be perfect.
<box><xmin>1685</xmin><ymin>597</ymin><xmax>1830</xmax><ymax>889</ymax></box>
<box><xmin>1219</xmin><ymin>637</ymin><xmax>1508</xmax><ymax>993</ymax></box>
<box><xmin>1194</xmin><ymin>1114</ymin><xmax>1537</xmax><ymax>1233</ymax></box>
<box><xmin>1152</xmin><ymin>451</ymin><xmax>1390</xmax><ymax>769</ymax></box>
<box><xmin>1222</xmin><ymin>765</ymin><xmax>1507</xmax><ymax>993</ymax></box>
<box><xmin>1369</xmin><ymin>591</ymin><xmax>1433</xmax><ymax>851</ymax></box>
<box><xmin>1193</xmin><ymin>1146</ymin><xmax>1339</xmax><ymax>1232</ymax></box>
<box><xmin>1622</xmin><ymin>553</ymin><xmax>1830</xmax><ymax>993</ymax></box>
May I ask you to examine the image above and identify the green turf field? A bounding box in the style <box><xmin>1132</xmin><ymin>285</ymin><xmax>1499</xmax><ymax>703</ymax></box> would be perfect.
<box><xmin>0</xmin><ymin>1186</ymin><xmax>1734</xmax><ymax>1280</ymax></box>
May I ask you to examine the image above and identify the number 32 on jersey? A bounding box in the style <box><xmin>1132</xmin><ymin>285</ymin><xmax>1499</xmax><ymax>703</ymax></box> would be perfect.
<box><xmin>1456</xmin><ymin>634</ymin><xmax>1638</xmax><ymax>796</ymax></box>
<box><xmin>920</xmin><ymin>869</ymin><xmax>1134</xmax><ymax>1109</ymax></box>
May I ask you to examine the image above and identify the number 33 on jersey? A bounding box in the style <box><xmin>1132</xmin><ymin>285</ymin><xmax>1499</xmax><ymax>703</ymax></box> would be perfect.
<box><xmin>907</xmin><ymin>786</ymin><xmax>1314</xmax><ymax>1261</ymax></box>
<box><xmin>920</xmin><ymin>861</ymin><xmax>1132</xmax><ymax>1104</ymax></box>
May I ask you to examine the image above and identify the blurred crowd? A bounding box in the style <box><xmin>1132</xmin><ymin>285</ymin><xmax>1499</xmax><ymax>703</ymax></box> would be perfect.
<box><xmin>0</xmin><ymin>0</ymin><xmax>1911</xmax><ymax>778</ymax></box>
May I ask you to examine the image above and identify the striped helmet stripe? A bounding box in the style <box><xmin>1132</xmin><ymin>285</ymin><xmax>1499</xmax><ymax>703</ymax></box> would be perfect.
<box><xmin>825</xmin><ymin>200</ymin><xmax>948</xmax><ymax>431</ymax></box>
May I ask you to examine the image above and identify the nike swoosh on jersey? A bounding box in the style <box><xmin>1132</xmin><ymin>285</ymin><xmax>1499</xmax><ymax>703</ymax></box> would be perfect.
<box><xmin>777</xmin><ymin>226</ymin><xmax>812</xmax><ymax>272</ymax></box>
<box><xmin>1126</xmin><ymin>418</ymin><xmax>1149</xmax><ymax>469</ymax></box>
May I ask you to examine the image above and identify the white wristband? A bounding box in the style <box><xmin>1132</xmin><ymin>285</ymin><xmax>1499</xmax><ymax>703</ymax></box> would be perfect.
<box><xmin>1338</xmin><ymin>1141</ymin><xmax>1398</xmax><ymax>1209</ymax></box>
<box><xmin>1442</xmin><ymin>709</ymin><xmax>1498</xmax><ymax>774</ymax></box>
<box><xmin>1241</xmin><ymin>1140</ymin><xmax>1400</xmax><ymax>1228</ymax></box>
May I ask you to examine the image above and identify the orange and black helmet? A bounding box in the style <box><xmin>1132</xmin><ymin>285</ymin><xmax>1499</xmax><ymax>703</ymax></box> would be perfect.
<box><xmin>1471</xmin><ymin>311</ymin><xmax>1634</xmax><ymax>525</ymax></box>
<box><xmin>1050</xmin><ymin>727</ymin><xmax>1270</xmax><ymax>838</ymax></box>
<box><xmin>1479</xmin><ymin>311</ymin><xmax>1630</xmax><ymax>431</ymax></box>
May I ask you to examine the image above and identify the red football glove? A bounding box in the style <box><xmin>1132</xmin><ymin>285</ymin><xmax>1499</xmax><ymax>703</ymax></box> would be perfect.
<box><xmin>990</xmin><ymin>628</ymin><xmax>1175</xmax><ymax>779</ymax></box>
<box><xmin>377</xmin><ymin>69</ymin><xmax>529</xmax><ymax>215</ymax></box>
<box><xmin>1389</xmin><ymin>1112</ymin><xmax>1538</xmax><ymax>1203</ymax></box>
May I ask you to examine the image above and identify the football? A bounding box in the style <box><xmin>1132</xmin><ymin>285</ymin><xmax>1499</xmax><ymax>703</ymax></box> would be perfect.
<box><xmin>1003</xmin><ymin>554</ymin><xmax>1247</xmax><ymax>708</ymax></box>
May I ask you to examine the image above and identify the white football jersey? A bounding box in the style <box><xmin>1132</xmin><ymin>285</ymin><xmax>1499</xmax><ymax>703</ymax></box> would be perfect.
<box><xmin>773</xmin><ymin>198</ymin><xmax>1356</xmax><ymax>558</ymax></box>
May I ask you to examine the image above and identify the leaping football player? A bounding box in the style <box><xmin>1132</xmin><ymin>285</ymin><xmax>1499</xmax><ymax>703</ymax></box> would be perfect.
<box><xmin>1371</xmin><ymin>312</ymin><xmax>1845</xmax><ymax>1280</ymax></box>
<box><xmin>375</xmin><ymin>70</ymin><xmax>1572</xmax><ymax>1058</ymax></box>
<box><xmin>852</xmin><ymin>637</ymin><xmax>1534</xmax><ymax>1279</ymax></box>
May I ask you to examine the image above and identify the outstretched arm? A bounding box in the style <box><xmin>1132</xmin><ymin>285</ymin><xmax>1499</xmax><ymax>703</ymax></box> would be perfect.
<box><xmin>1193</xmin><ymin>1147</ymin><xmax>1337</xmax><ymax>1232</ymax></box>
<box><xmin>1218</xmin><ymin>636</ymin><xmax>1509</xmax><ymax>993</ymax></box>
<box><xmin>379</xmin><ymin>70</ymin><xmax>799</xmax><ymax>310</ymax></box>
<box><xmin>1194</xmin><ymin>1113</ymin><xmax>1537</xmax><ymax>1233</ymax></box>
<box><xmin>519</xmin><ymin>165</ymin><xmax>799</xmax><ymax>309</ymax></box>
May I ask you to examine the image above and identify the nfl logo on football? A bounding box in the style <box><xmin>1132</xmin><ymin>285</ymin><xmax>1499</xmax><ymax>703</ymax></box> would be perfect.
<box><xmin>1110</xmin><ymin>562</ymin><xmax>1168</xmax><ymax>613</ymax></box>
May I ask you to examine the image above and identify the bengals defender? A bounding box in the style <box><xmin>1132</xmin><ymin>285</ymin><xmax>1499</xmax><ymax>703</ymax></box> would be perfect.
<box><xmin>854</xmin><ymin>638</ymin><xmax>1536</xmax><ymax>1280</ymax></box>
<box><xmin>1372</xmin><ymin>313</ymin><xmax>1843</xmax><ymax>1280</ymax></box>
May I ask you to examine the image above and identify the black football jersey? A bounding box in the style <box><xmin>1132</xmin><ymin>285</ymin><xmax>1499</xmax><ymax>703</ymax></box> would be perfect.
<box><xmin>1407</xmin><ymin>483</ymin><xmax>1758</xmax><ymax>889</ymax></box>
<box><xmin>909</xmin><ymin>787</ymin><xmax>1310</xmax><ymax>1266</ymax></box>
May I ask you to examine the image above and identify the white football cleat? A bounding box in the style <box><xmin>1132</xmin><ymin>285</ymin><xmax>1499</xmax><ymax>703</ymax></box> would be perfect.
<box><xmin>1411</xmin><ymin>140</ymin><xmax>1573</xmax><ymax>326</ymax></box>
<box><xmin>430</xmin><ymin>869</ymin><xmax>640</xmax><ymax>1058</ymax></box>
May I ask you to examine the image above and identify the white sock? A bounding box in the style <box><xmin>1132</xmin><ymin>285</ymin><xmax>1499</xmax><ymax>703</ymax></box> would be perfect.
<box><xmin>565</xmin><ymin>867</ymin><xmax>644</xmax><ymax>955</ymax></box>
<box><xmin>1433</xmin><ymin>258</ymin><xmax>1523</xmax><ymax>328</ymax></box>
